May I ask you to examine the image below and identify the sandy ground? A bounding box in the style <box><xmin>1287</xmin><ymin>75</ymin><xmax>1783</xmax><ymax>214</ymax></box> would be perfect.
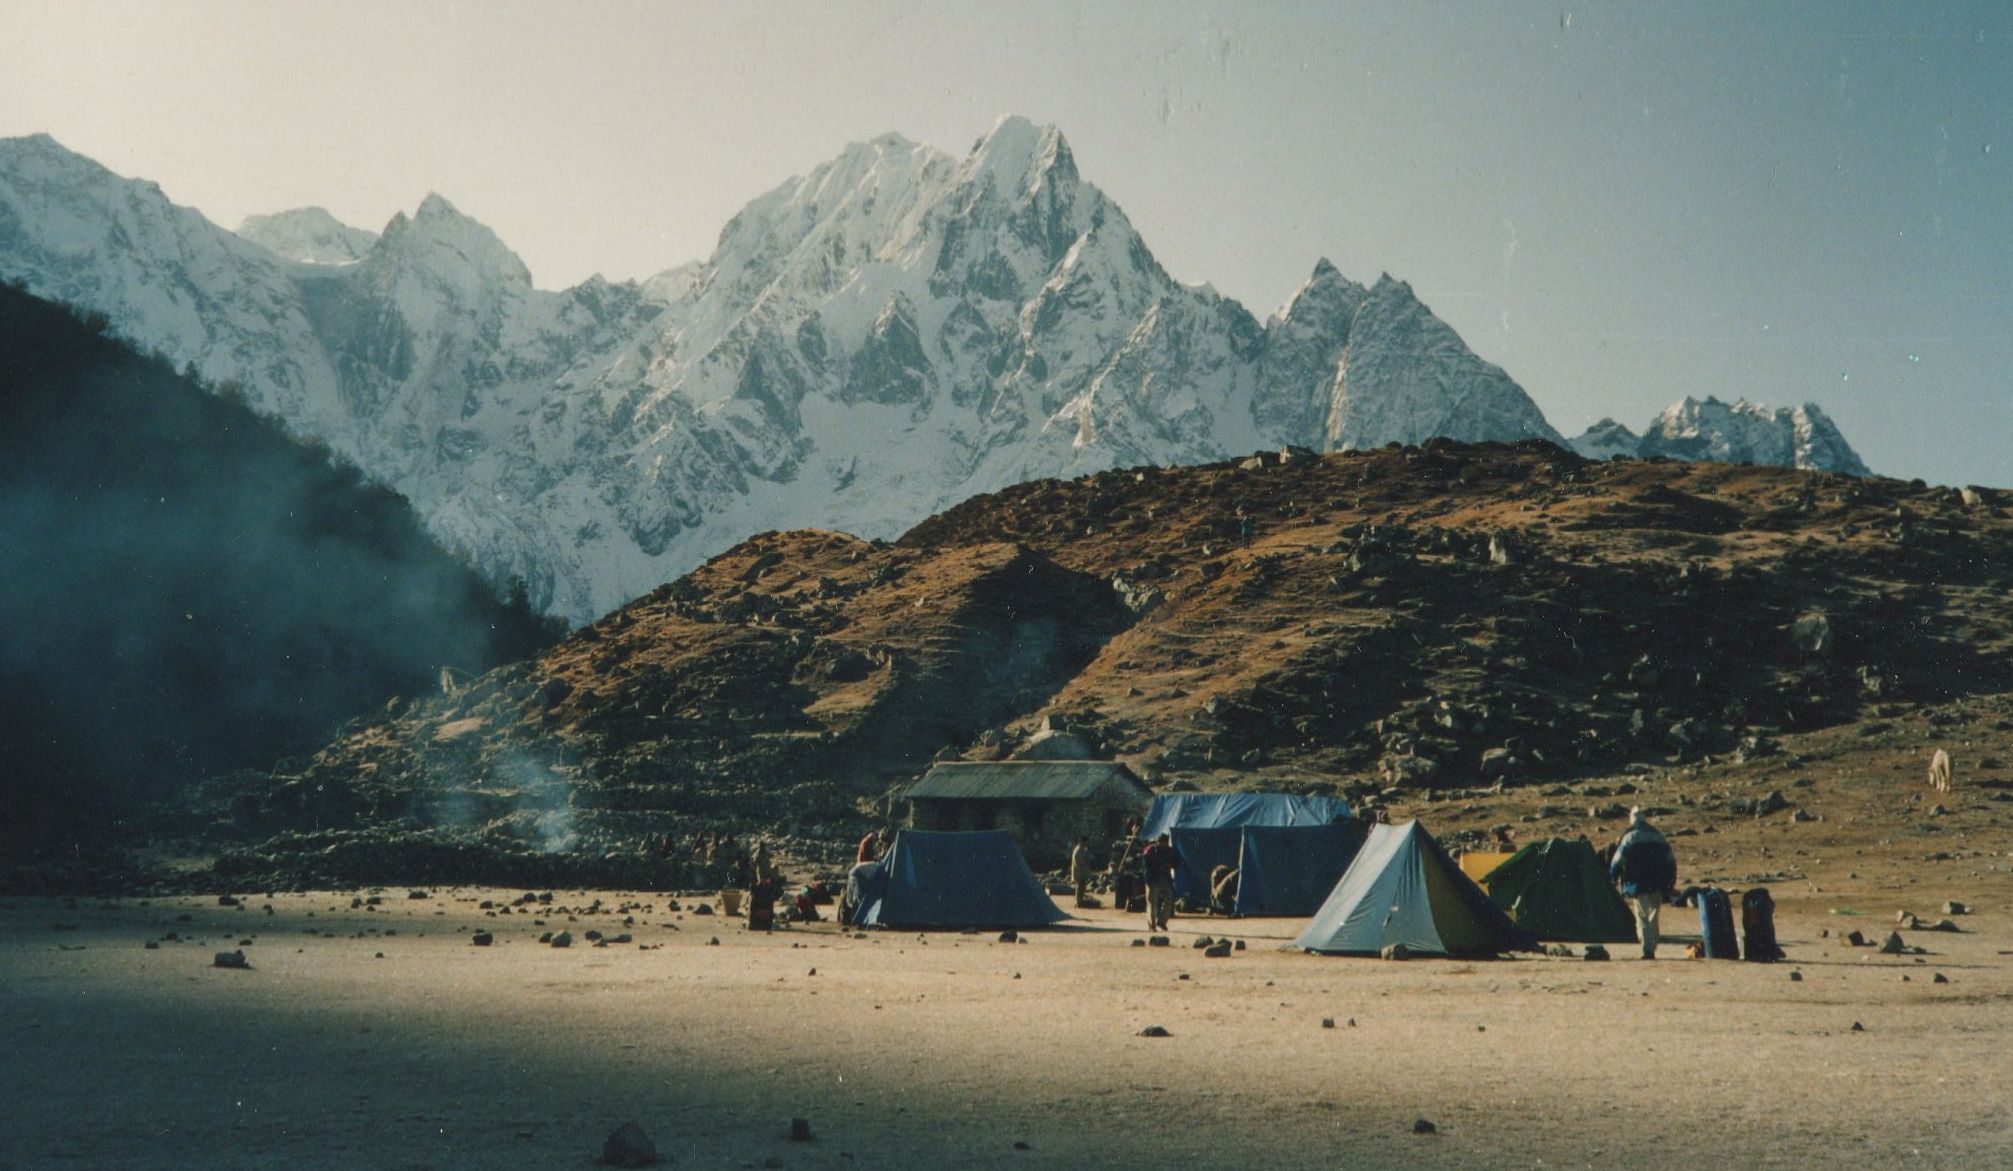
<box><xmin>3</xmin><ymin>887</ymin><xmax>2011</xmax><ymax>1171</ymax></box>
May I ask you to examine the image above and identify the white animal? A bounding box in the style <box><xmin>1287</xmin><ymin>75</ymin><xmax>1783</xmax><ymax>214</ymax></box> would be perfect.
<box><xmin>1928</xmin><ymin>749</ymin><xmax>1953</xmax><ymax>794</ymax></box>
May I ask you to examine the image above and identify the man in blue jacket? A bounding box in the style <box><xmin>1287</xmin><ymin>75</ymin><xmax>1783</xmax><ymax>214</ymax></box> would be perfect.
<box><xmin>1610</xmin><ymin>807</ymin><xmax>1678</xmax><ymax>959</ymax></box>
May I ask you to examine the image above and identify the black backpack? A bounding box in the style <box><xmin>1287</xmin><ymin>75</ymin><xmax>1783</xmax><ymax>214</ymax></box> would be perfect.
<box><xmin>1740</xmin><ymin>888</ymin><xmax>1781</xmax><ymax>962</ymax></box>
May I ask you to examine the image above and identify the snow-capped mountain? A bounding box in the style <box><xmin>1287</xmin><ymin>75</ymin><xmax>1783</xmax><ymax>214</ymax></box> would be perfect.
<box><xmin>1569</xmin><ymin>397</ymin><xmax>1868</xmax><ymax>476</ymax></box>
<box><xmin>237</xmin><ymin>207</ymin><xmax>377</xmax><ymax>263</ymax></box>
<box><xmin>0</xmin><ymin>119</ymin><xmax>1860</xmax><ymax>622</ymax></box>
<box><xmin>1566</xmin><ymin>417</ymin><xmax>1641</xmax><ymax>462</ymax></box>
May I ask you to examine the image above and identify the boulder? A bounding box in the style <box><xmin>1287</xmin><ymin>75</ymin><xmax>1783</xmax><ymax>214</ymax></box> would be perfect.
<box><xmin>1789</xmin><ymin>612</ymin><xmax>1832</xmax><ymax>656</ymax></box>
<box><xmin>212</xmin><ymin>950</ymin><xmax>249</xmax><ymax>970</ymax></box>
<box><xmin>1479</xmin><ymin>747</ymin><xmax>1521</xmax><ymax>781</ymax></box>
<box><xmin>1879</xmin><ymin>932</ymin><xmax>1906</xmax><ymax>955</ymax></box>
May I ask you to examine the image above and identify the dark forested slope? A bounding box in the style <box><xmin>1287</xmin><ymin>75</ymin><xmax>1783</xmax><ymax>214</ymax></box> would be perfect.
<box><xmin>0</xmin><ymin>283</ymin><xmax>557</xmax><ymax>846</ymax></box>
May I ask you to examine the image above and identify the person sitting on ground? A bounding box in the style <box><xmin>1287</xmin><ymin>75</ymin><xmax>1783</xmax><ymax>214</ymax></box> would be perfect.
<box><xmin>1609</xmin><ymin>807</ymin><xmax>1678</xmax><ymax>960</ymax></box>
<box><xmin>840</xmin><ymin>858</ymin><xmax>878</xmax><ymax>926</ymax></box>
<box><xmin>1069</xmin><ymin>835</ymin><xmax>1095</xmax><ymax>908</ymax></box>
<box><xmin>791</xmin><ymin>885</ymin><xmax>822</xmax><ymax>923</ymax></box>
<box><xmin>1209</xmin><ymin>864</ymin><xmax>1241</xmax><ymax>916</ymax></box>
<box><xmin>1140</xmin><ymin>832</ymin><xmax>1180</xmax><ymax>932</ymax></box>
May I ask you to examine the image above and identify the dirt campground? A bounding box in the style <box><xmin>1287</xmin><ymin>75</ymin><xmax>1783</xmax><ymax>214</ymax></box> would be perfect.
<box><xmin>3</xmin><ymin>884</ymin><xmax>2011</xmax><ymax>1171</ymax></box>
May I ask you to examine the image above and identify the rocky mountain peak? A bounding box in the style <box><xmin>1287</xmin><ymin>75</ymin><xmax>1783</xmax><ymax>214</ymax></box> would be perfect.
<box><xmin>237</xmin><ymin>206</ymin><xmax>378</xmax><ymax>264</ymax></box>
<box><xmin>1325</xmin><ymin>275</ymin><xmax>1564</xmax><ymax>451</ymax></box>
<box><xmin>368</xmin><ymin>192</ymin><xmax>532</xmax><ymax>290</ymax></box>
<box><xmin>1637</xmin><ymin>395</ymin><xmax>1868</xmax><ymax>475</ymax></box>
<box><xmin>964</xmin><ymin>115</ymin><xmax>1076</xmax><ymax>196</ymax></box>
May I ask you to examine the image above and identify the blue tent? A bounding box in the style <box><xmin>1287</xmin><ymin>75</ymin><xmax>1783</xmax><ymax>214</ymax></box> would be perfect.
<box><xmin>1232</xmin><ymin>823</ymin><xmax>1369</xmax><ymax>917</ymax></box>
<box><xmin>1293</xmin><ymin>821</ymin><xmax>1536</xmax><ymax>957</ymax></box>
<box><xmin>1168</xmin><ymin>826</ymin><xmax>1244</xmax><ymax>903</ymax></box>
<box><xmin>1167</xmin><ymin>823</ymin><xmax>1368</xmax><ymax>915</ymax></box>
<box><xmin>1140</xmin><ymin>793</ymin><xmax>1350</xmax><ymax>840</ymax></box>
<box><xmin>852</xmin><ymin>829</ymin><xmax>1066</xmax><ymax>930</ymax></box>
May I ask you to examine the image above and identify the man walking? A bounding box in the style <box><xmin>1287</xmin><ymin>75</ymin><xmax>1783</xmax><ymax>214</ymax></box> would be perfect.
<box><xmin>1609</xmin><ymin>807</ymin><xmax>1677</xmax><ymax>959</ymax></box>
<box><xmin>1069</xmin><ymin>835</ymin><xmax>1095</xmax><ymax>908</ymax></box>
<box><xmin>1140</xmin><ymin>832</ymin><xmax>1180</xmax><ymax>931</ymax></box>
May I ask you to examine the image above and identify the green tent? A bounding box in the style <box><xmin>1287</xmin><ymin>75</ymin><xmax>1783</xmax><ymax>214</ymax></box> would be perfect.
<box><xmin>1481</xmin><ymin>838</ymin><xmax>1637</xmax><ymax>943</ymax></box>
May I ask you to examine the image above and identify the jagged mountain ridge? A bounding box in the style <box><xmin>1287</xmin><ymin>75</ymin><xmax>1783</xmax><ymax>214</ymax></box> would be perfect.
<box><xmin>237</xmin><ymin>207</ymin><xmax>378</xmax><ymax>264</ymax></box>
<box><xmin>0</xmin><ymin>120</ymin><xmax>1853</xmax><ymax>621</ymax></box>
<box><xmin>1568</xmin><ymin>396</ymin><xmax>1869</xmax><ymax>476</ymax></box>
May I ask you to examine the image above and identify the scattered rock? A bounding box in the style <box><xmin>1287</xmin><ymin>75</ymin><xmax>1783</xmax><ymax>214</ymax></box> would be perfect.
<box><xmin>601</xmin><ymin>1121</ymin><xmax>658</xmax><ymax>1168</ymax></box>
<box><xmin>1930</xmin><ymin>919</ymin><xmax>1960</xmax><ymax>933</ymax></box>
<box><xmin>1896</xmin><ymin>911</ymin><xmax>1921</xmax><ymax>929</ymax></box>
<box><xmin>471</xmin><ymin>932</ymin><xmax>494</xmax><ymax>947</ymax></box>
<box><xmin>1933</xmin><ymin>972</ymin><xmax>1949</xmax><ymax>984</ymax></box>
<box><xmin>1788</xmin><ymin>970</ymin><xmax>1803</xmax><ymax>982</ymax></box>
<box><xmin>1147</xmin><ymin>936</ymin><xmax>1170</xmax><ymax>948</ymax></box>
<box><xmin>1232</xmin><ymin>939</ymin><xmax>1246</xmax><ymax>951</ymax></box>
<box><xmin>1850</xmin><ymin>1021</ymin><xmax>1866</xmax><ymax>1032</ymax></box>
<box><xmin>1137</xmin><ymin>1025</ymin><xmax>1171</xmax><ymax>1037</ymax></box>
<box><xmin>1203</xmin><ymin>941</ymin><xmax>1232</xmax><ymax>958</ymax></box>
<box><xmin>1944</xmin><ymin>901</ymin><xmax>1968</xmax><ymax>915</ymax></box>
<box><xmin>1413</xmin><ymin>1118</ymin><xmax>1438</xmax><ymax>1135</ymax></box>
<box><xmin>1192</xmin><ymin>935</ymin><xmax>1215</xmax><ymax>949</ymax></box>
<box><xmin>212</xmin><ymin>950</ymin><xmax>249</xmax><ymax>970</ymax></box>
<box><xmin>1321</xmin><ymin>1017</ymin><xmax>1336</xmax><ymax>1029</ymax></box>
<box><xmin>997</xmin><ymin>930</ymin><xmax>1018</xmax><ymax>944</ymax></box>
<box><xmin>217</xmin><ymin>894</ymin><xmax>240</xmax><ymax>907</ymax></box>
<box><xmin>1582</xmin><ymin>945</ymin><xmax>1610</xmax><ymax>962</ymax></box>
<box><xmin>1380</xmin><ymin>943</ymin><xmax>1413</xmax><ymax>961</ymax></box>
<box><xmin>1129</xmin><ymin>939</ymin><xmax>1145</xmax><ymax>948</ymax></box>
<box><xmin>788</xmin><ymin>1117</ymin><xmax>812</xmax><ymax>1143</ymax></box>
<box><xmin>1879</xmin><ymin>932</ymin><xmax>1905</xmax><ymax>955</ymax></box>
<box><xmin>1845</xmin><ymin>930</ymin><xmax>1868</xmax><ymax>947</ymax></box>
<box><xmin>551</xmin><ymin>931</ymin><xmax>574</xmax><ymax>949</ymax></box>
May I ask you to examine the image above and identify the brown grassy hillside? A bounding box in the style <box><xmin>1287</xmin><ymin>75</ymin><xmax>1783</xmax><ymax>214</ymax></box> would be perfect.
<box><xmin>200</xmin><ymin>440</ymin><xmax>2013</xmax><ymax>886</ymax></box>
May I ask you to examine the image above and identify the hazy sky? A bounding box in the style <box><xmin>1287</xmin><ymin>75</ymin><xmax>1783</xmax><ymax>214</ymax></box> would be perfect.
<box><xmin>2</xmin><ymin>1</ymin><xmax>2007</xmax><ymax>484</ymax></box>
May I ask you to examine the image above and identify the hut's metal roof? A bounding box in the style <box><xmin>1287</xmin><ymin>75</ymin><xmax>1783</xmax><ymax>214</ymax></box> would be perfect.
<box><xmin>904</xmin><ymin>760</ymin><xmax>1150</xmax><ymax>802</ymax></box>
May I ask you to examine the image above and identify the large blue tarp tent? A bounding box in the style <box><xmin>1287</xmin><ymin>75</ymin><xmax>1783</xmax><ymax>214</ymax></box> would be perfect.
<box><xmin>852</xmin><ymin>829</ymin><xmax>1066</xmax><ymax>930</ymax></box>
<box><xmin>1167</xmin><ymin>827</ymin><xmax>1245</xmax><ymax>902</ymax></box>
<box><xmin>1167</xmin><ymin>823</ymin><xmax>1368</xmax><ymax>915</ymax></box>
<box><xmin>1233</xmin><ymin>823</ymin><xmax>1369</xmax><ymax>917</ymax></box>
<box><xmin>1294</xmin><ymin>821</ymin><xmax>1536</xmax><ymax>957</ymax></box>
<box><xmin>1139</xmin><ymin>793</ymin><xmax>1351</xmax><ymax>840</ymax></box>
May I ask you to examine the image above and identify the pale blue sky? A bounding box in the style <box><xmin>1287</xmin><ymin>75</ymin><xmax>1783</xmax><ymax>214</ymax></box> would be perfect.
<box><xmin>1</xmin><ymin>1</ymin><xmax>2006</xmax><ymax>483</ymax></box>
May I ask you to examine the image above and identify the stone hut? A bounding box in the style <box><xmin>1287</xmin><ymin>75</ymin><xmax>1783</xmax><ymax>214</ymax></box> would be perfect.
<box><xmin>902</xmin><ymin>761</ymin><xmax>1153</xmax><ymax>871</ymax></box>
